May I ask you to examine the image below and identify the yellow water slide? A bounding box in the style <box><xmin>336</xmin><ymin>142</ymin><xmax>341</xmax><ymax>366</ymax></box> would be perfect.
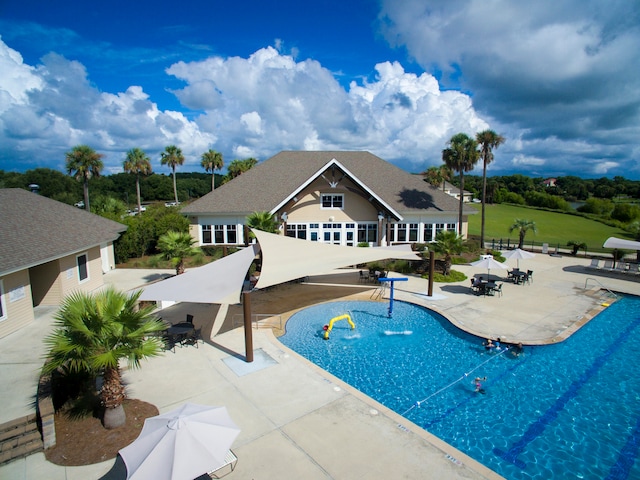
<box><xmin>323</xmin><ymin>314</ymin><xmax>355</xmax><ymax>340</ymax></box>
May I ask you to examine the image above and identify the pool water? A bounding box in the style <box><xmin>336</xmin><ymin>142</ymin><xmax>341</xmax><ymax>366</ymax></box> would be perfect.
<box><xmin>279</xmin><ymin>297</ymin><xmax>640</xmax><ymax>480</ymax></box>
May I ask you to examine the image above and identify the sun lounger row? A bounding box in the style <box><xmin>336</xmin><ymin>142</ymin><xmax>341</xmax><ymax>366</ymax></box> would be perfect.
<box><xmin>587</xmin><ymin>259</ymin><xmax>640</xmax><ymax>274</ymax></box>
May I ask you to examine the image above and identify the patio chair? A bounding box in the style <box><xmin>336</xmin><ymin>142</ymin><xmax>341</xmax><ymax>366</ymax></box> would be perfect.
<box><xmin>492</xmin><ymin>283</ymin><xmax>503</xmax><ymax>297</ymax></box>
<box><xmin>164</xmin><ymin>333</ymin><xmax>181</xmax><ymax>353</ymax></box>
<box><xmin>359</xmin><ymin>270</ymin><xmax>369</xmax><ymax>283</ymax></box>
<box><xmin>527</xmin><ymin>270</ymin><xmax>534</xmax><ymax>283</ymax></box>
<box><xmin>186</xmin><ymin>314</ymin><xmax>194</xmax><ymax>324</ymax></box>
<box><xmin>183</xmin><ymin>327</ymin><xmax>202</xmax><ymax>348</ymax></box>
<box><xmin>207</xmin><ymin>450</ymin><xmax>238</xmax><ymax>479</ymax></box>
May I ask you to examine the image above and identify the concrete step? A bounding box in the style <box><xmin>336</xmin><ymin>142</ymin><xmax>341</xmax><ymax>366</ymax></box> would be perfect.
<box><xmin>0</xmin><ymin>414</ymin><xmax>43</xmax><ymax>465</ymax></box>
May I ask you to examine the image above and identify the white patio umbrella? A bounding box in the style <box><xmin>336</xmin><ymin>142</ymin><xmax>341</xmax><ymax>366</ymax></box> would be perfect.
<box><xmin>501</xmin><ymin>248</ymin><xmax>536</xmax><ymax>269</ymax></box>
<box><xmin>119</xmin><ymin>403</ymin><xmax>240</xmax><ymax>480</ymax></box>
<box><xmin>470</xmin><ymin>256</ymin><xmax>509</xmax><ymax>279</ymax></box>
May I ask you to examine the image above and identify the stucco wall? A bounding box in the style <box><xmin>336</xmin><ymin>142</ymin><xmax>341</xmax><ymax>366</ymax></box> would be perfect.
<box><xmin>0</xmin><ymin>269</ymin><xmax>34</xmax><ymax>339</ymax></box>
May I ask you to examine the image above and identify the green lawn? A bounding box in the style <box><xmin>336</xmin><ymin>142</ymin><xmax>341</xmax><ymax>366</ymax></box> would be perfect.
<box><xmin>467</xmin><ymin>204</ymin><xmax>631</xmax><ymax>251</ymax></box>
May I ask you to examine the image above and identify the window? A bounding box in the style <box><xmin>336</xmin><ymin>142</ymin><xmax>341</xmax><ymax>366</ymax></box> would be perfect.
<box><xmin>447</xmin><ymin>223</ymin><xmax>457</xmax><ymax>232</ymax></box>
<box><xmin>424</xmin><ymin>223</ymin><xmax>434</xmax><ymax>242</ymax></box>
<box><xmin>213</xmin><ymin>225</ymin><xmax>238</xmax><ymax>244</ymax></box>
<box><xmin>0</xmin><ymin>280</ymin><xmax>5</xmax><ymax>321</ymax></box>
<box><xmin>321</xmin><ymin>194</ymin><xmax>343</xmax><ymax>209</ymax></box>
<box><xmin>77</xmin><ymin>253</ymin><xmax>89</xmax><ymax>283</ymax></box>
<box><xmin>396</xmin><ymin>223</ymin><xmax>407</xmax><ymax>242</ymax></box>
<box><xmin>409</xmin><ymin>223</ymin><xmax>418</xmax><ymax>242</ymax></box>
<box><xmin>435</xmin><ymin>223</ymin><xmax>445</xmax><ymax>236</ymax></box>
<box><xmin>202</xmin><ymin>225</ymin><xmax>212</xmax><ymax>244</ymax></box>
<box><xmin>286</xmin><ymin>224</ymin><xmax>307</xmax><ymax>239</ymax></box>
<box><xmin>357</xmin><ymin>224</ymin><xmax>377</xmax><ymax>244</ymax></box>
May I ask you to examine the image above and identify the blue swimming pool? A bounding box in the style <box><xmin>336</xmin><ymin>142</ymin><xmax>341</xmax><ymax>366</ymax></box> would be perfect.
<box><xmin>279</xmin><ymin>296</ymin><xmax>640</xmax><ymax>480</ymax></box>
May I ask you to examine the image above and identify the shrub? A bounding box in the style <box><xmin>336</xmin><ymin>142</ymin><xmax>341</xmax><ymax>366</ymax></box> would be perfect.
<box><xmin>423</xmin><ymin>269</ymin><xmax>467</xmax><ymax>283</ymax></box>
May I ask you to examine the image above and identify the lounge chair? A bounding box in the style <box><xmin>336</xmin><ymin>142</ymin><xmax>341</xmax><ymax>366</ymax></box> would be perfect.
<box><xmin>602</xmin><ymin>260</ymin><xmax>614</xmax><ymax>270</ymax></box>
<box><xmin>587</xmin><ymin>258</ymin><xmax>600</xmax><ymax>269</ymax></box>
<box><xmin>614</xmin><ymin>262</ymin><xmax>629</xmax><ymax>274</ymax></box>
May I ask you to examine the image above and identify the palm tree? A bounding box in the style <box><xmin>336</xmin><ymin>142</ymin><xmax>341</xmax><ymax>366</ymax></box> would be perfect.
<box><xmin>442</xmin><ymin>133</ymin><xmax>479</xmax><ymax>235</ymax></box>
<box><xmin>201</xmin><ymin>149</ymin><xmax>224</xmax><ymax>192</ymax></box>
<box><xmin>42</xmin><ymin>287</ymin><xmax>165</xmax><ymax>429</ymax></box>
<box><xmin>422</xmin><ymin>166</ymin><xmax>445</xmax><ymax>189</ymax></box>
<box><xmin>157</xmin><ymin>230</ymin><xmax>201</xmax><ymax>275</ymax></box>
<box><xmin>226</xmin><ymin>158</ymin><xmax>258</xmax><ymax>181</ymax></box>
<box><xmin>65</xmin><ymin>145</ymin><xmax>104</xmax><ymax>212</ymax></box>
<box><xmin>476</xmin><ymin>130</ymin><xmax>505</xmax><ymax>249</ymax></box>
<box><xmin>160</xmin><ymin>145</ymin><xmax>185</xmax><ymax>205</ymax></box>
<box><xmin>509</xmin><ymin>219</ymin><xmax>537</xmax><ymax>249</ymax></box>
<box><xmin>123</xmin><ymin>147</ymin><xmax>152</xmax><ymax>214</ymax></box>
<box><xmin>431</xmin><ymin>230</ymin><xmax>464</xmax><ymax>275</ymax></box>
<box><xmin>246</xmin><ymin>211</ymin><xmax>279</xmax><ymax>235</ymax></box>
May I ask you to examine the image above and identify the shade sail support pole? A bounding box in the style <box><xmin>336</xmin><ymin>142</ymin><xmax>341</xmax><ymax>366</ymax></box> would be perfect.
<box><xmin>243</xmin><ymin>291</ymin><xmax>253</xmax><ymax>363</ymax></box>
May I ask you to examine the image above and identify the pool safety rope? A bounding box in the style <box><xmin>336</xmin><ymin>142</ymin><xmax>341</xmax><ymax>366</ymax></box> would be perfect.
<box><xmin>401</xmin><ymin>347</ymin><xmax>509</xmax><ymax>417</ymax></box>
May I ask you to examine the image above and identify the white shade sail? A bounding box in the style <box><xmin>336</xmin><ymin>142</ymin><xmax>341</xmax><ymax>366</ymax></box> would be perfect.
<box><xmin>253</xmin><ymin>229</ymin><xmax>421</xmax><ymax>290</ymax></box>
<box><xmin>139</xmin><ymin>244</ymin><xmax>259</xmax><ymax>304</ymax></box>
<box><xmin>603</xmin><ymin>237</ymin><xmax>640</xmax><ymax>250</ymax></box>
<box><xmin>139</xmin><ymin>230</ymin><xmax>421</xmax><ymax>305</ymax></box>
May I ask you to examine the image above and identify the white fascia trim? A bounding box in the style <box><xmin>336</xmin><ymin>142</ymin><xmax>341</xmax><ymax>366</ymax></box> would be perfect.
<box><xmin>270</xmin><ymin>158</ymin><xmax>403</xmax><ymax>220</ymax></box>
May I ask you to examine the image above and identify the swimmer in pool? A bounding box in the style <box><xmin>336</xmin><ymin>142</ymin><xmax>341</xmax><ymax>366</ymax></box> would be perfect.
<box><xmin>474</xmin><ymin>376</ymin><xmax>487</xmax><ymax>393</ymax></box>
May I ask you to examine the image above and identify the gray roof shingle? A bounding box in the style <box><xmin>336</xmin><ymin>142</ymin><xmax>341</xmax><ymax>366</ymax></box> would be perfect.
<box><xmin>182</xmin><ymin>151</ymin><xmax>473</xmax><ymax>217</ymax></box>
<box><xmin>0</xmin><ymin>189</ymin><xmax>127</xmax><ymax>276</ymax></box>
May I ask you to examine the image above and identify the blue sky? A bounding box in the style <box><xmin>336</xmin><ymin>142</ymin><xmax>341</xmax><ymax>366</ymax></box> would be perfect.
<box><xmin>1</xmin><ymin>0</ymin><xmax>639</xmax><ymax>179</ymax></box>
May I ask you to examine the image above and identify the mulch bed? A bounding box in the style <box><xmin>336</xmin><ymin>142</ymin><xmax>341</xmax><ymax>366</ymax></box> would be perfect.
<box><xmin>44</xmin><ymin>399</ymin><xmax>159</xmax><ymax>466</ymax></box>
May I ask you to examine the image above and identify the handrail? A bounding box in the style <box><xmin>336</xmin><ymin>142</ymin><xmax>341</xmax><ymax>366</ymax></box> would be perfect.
<box><xmin>584</xmin><ymin>277</ymin><xmax>618</xmax><ymax>298</ymax></box>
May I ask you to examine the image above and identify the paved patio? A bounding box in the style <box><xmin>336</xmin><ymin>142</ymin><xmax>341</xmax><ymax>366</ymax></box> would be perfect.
<box><xmin>1</xmin><ymin>254</ymin><xmax>638</xmax><ymax>479</ymax></box>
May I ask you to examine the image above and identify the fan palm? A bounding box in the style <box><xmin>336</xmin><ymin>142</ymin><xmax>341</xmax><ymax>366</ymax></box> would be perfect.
<box><xmin>431</xmin><ymin>230</ymin><xmax>464</xmax><ymax>275</ymax></box>
<box><xmin>123</xmin><ymin>147</ymin><xmax>152</xmax><ymax>214</ymax></box>
<box><xmin>160</xmin><ymin>145</ymin><xmax>185</xmax><ymax>204</ymax></box>
<box><xmin>201</xmin><ymin>149</ymin><xmax>224</xmax><ymax>191</ymax></box>
<box><xmin>65</xmin><ymin>145</ymin><xmax>104</xmax><ymax>212</ymax></box>
<box><xmin>442</xmin><ymin>133</ymin><xmax>479</xmax><ymax>235</ymax></box>
<box><xmin>509</xmin><ymin>219</ymin><xmax>537</xmax><ymax>249</ymax></box>
<box><xmin>42</xmin><ymin>287</ymin><xmax>165</xmax><ymax>429</ymax></box>
<box><xmin>157</xmin><ymin>230</ymin><xmax>201</xmax><ymax>275</ymax></box>
<box><xmin>246</xmin><ymin>211</ymin><xmax>279</xmax><ymax>235</ymax></box>
<box><xmin>476</xmin><ymin>130</ymin><xmax>505</xmax><ymax>249</ymax></box>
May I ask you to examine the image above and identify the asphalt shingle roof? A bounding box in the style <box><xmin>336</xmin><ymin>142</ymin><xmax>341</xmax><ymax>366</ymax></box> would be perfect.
<box><xmin>0</xmin><ymin>188</ymin><xmax>127</xmax><ymax>276</ymax></box>
<box><xmin>182</xmin><ymin>151</ymin><xmax>472</xmax><ymax>216</ymax></box>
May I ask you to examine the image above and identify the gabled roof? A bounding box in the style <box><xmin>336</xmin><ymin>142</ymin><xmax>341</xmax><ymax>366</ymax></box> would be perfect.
<box><xmin>0</xmin><ymin>189</ymin><xmax>127</xmax><ymax>276</ymax></box>
<box><xmin>183</xmin><ymin>151</ymin><xmax>472</xmax><ymax>217</ymax></box>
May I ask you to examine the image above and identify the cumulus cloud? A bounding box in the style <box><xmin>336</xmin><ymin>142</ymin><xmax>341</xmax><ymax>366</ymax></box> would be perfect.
<box><xmin>0</xmin><ymin>38</ymin><xmax>215</xmax><ymax>172</ymax></box>
<box><xmin>167</xmin><ymin>47</ymin><xmax>487</xmax><ymax>171</ymax></box>
<box><xmin>378</xmin><ymin>0</ymin><xmax>640</xmax><ymax>178</ymax></box>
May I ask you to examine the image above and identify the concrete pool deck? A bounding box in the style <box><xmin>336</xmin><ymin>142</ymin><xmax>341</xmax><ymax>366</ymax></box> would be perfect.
<box><xmin>1</xmin><ymin>254</ymin><xmax>638</xmax><ymax>479</ymax></box>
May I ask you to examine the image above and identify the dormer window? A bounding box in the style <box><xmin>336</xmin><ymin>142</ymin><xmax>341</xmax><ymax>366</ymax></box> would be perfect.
<box><xmin>321</xmin><ymin>194</ymin><xmax>343</xmax><ymax>209</ymax></box>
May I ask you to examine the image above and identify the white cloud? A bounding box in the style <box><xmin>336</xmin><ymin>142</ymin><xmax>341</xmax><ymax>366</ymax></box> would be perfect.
<box><xmin>378</xmin><ymin>0</ymin><xmax>640</xmax><ymax>178</ymax></box>
<box><xmin>167</xmin><ymin>48</ymin><xmax>488</xmax><ymax>171</ymax></box>
<box><xmin>0</xmin><ymin>39</ymin><xmax>215</xmax><ymax>171</ymax></box>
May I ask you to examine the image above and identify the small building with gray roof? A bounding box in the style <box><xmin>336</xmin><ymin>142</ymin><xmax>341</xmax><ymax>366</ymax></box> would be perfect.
<box><xmin>0</xmin><ymin>188</ymin><xmax>126</xmax><ymax>338</ymax></box>
<box><xmin>182</xmin><ymin>151</ymin><xmax>474</xmax><ymax>248</ymax></box>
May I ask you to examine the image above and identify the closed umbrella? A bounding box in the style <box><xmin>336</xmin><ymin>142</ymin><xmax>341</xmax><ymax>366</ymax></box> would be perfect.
<box><xmin>119</xmin><ymin>403</ymin><xmax>240</xmax><ymax>480</ymax></box>
<box><xmin>501</xmin><ymin>248</ymin><xmax>536</xmax><ymax>269</ymax></box>
<box><xmin>470</xmin><ymin>256</ymin><xmax>509</xmax><ymax>279</ymax></box>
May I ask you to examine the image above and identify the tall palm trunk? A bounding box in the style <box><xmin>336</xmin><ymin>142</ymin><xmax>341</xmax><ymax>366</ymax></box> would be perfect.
<box><xmin>481</xmin><ymin>160</ymin><xmax>488</xmax><ymax>248</ymax></box>
<box><xmin>458</xmin><ymin>172</ymin><xmax>465</xmax><ymax>235</ymax></box>
<box><xmin>83</xmin><ymin>177</ymin><xmax>90</xmax><ymax>211</ymax></box>
<box><xmin>135</xmin><ymin>173</ymin><xmax>142</xmax><ymax>214</ymax></box>
<box><xmin>172</xmin><ymin>167</ymin><xmax>178</xmax><ymax>204</ymax></box>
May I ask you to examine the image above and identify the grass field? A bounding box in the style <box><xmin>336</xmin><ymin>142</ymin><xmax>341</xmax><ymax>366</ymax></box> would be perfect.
<box><xmin>466</xmin><ymin>203</ymin><xmax>632</xmax><ymax>251</ymax></box>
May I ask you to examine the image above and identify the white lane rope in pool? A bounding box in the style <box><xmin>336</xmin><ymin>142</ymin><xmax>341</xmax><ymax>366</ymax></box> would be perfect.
<box><xmin>401</xmin><ymin>347</ymin><xmax>509</xmax><ymax>417</ymax></box>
